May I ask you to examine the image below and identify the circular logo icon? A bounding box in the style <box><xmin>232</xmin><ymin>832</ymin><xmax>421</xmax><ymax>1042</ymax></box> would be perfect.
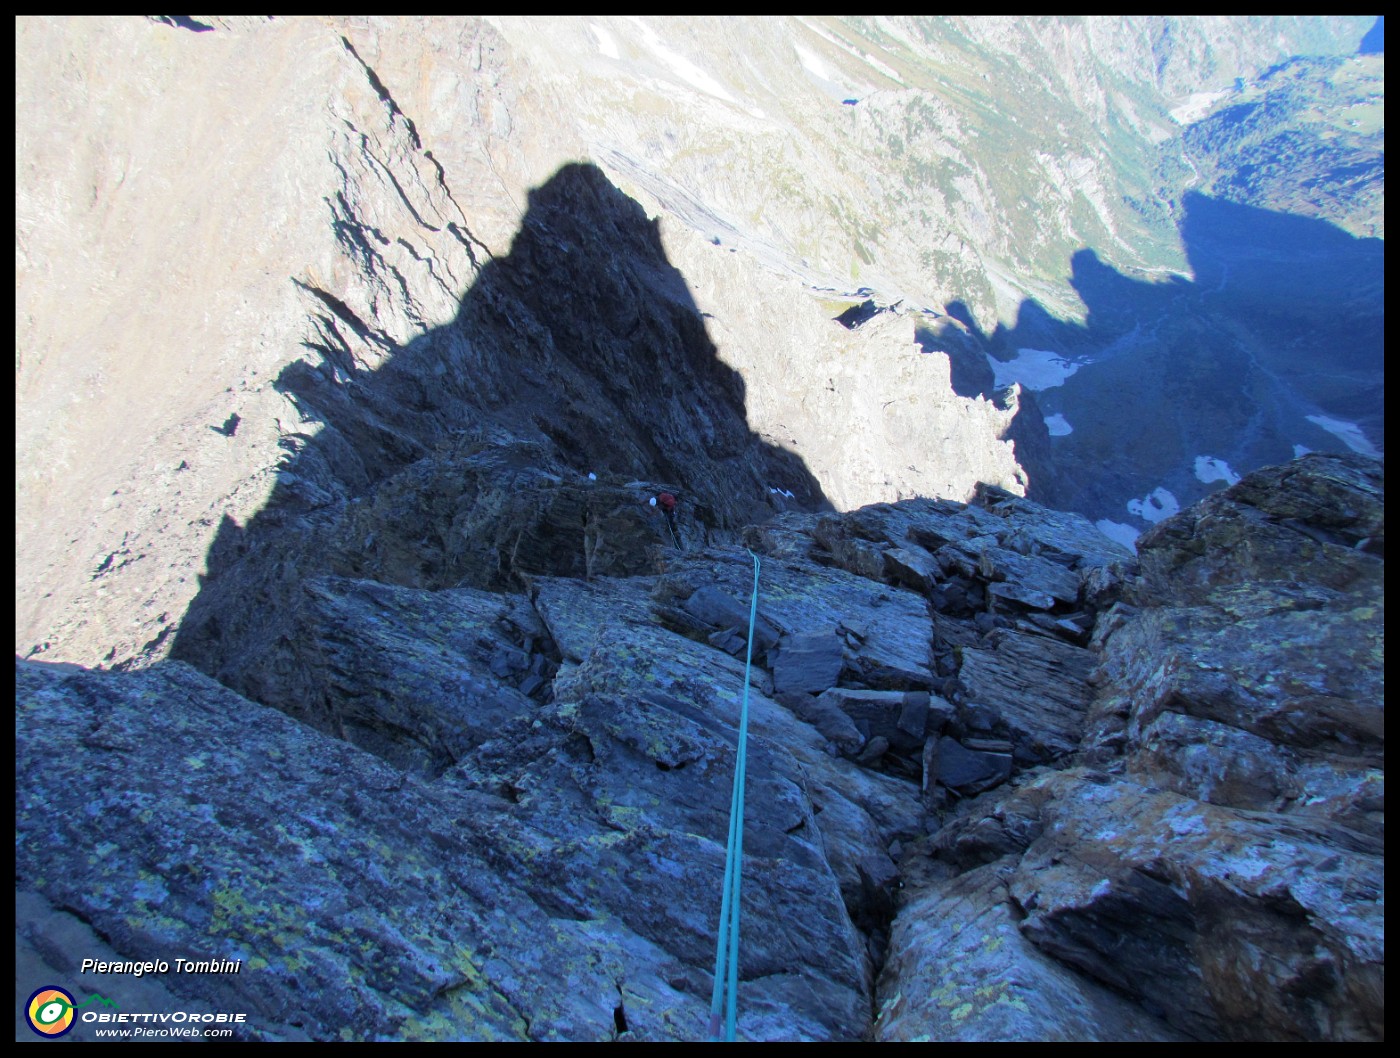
<box><xmin>26</xmin><ymin>986</ymin><xmax>77</xmax><ymax>1037</ymax></box>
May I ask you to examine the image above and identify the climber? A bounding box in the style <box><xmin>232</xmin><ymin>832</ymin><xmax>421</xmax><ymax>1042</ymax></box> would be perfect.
<box><xmin>651</xmin><ymin>491</ymin><xmax>681</xmax><ymax>547</ymax></box>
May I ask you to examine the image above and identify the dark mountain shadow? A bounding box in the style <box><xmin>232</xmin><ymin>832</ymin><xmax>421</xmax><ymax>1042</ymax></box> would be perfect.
<box><xmin>1359</xmin><ymin>16</ymin><xmax>1383</xmax><ymax>54</ymax></box>
<box><xmin>916</xmin><ymin>301</ymin><xmax>994</xmax><ymax>399</ymax></box>
<box><xmin>916</xmin><ymin>190</ymin><xmax>1384</xmax><ymax>532</ymax></box>
<box><xmin>169</xmin><ymin>161</ymin><xmax>827</xmax><ymax>718</ymax></box>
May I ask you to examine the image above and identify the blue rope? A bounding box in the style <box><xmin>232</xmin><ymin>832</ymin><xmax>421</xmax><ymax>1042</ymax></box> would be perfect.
<box><xmin>709</xmin><ymin>549</ymin><xmax>760</xmax><ymax>1041</ymax></box>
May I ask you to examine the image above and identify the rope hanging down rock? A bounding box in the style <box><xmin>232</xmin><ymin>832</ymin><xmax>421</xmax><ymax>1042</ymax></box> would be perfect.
<box><xmin>708</xmin><ymin>549</ymin><xmax>760</xmax><ymax>1042</ymax></box>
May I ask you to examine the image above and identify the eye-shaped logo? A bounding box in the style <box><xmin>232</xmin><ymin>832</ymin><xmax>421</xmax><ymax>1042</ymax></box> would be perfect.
<box><xmin>26</xmin><ymin>986</ymin><xmax>77</xmax><ymax>1037</ymax></box>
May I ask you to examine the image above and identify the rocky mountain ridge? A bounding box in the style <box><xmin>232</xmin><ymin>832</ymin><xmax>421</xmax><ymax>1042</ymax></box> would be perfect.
<box><xmin>17</xmin><ymin>452</ymin><xmax>1383</xmax><ymax>1040</ymax></box>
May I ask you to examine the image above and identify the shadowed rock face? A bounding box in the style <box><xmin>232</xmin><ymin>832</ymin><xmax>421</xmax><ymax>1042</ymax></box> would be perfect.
<box><xmin>17</xmin><ymin>452</ymin><xmax>1382</xmax><ymax>1041</ymax></box>
<box><xmin>167</xmin><ymin>161</ymin><xmax>826</xmax><ymax>735</ymax></box>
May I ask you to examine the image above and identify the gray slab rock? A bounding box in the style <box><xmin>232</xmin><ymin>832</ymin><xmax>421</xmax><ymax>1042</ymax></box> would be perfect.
<box><xmin>16</xmin><ymin>651</ymin><xmax>876</xmax><ymax>1042</ymax></box>
<box><xmin>531</xmin><ymin>574</ymin><xmax>657</xmax><ymax>663</ymax></box>
<box><xmin>956</xmin><ymin>629</ymin><xmax>1096</xmax><ymax>763</ymax></box>
<box><xmin>979</xmin><ymin>545</ymin><xmax>1083</xmax><ymax>604</ymax></box>
<box><xmin>532</xmin><ymin>574</ymin><xmax>926</xmax><ymax>843</ymax></box>
<box><xmin>299</xmin><ymin>576</ymin><xmax>539</xmax><ymax>776</ymax></box>
<box><xmin>681</xmin><ymin>585</ymin><xmax>781</xmax><ymax>652</ymax></box>
<box><xmin>999</xmin><ymin>768</ymin><xmax>1384</xmax><ymax>1042</ymax></box>
<box><xmin>16</xmin><ymin>662</ymin><xmax>681</xmax><ymax>1041</ymax></box>
<box><xmin>773</xmin><ymin>632</ymin><xmax>846</xmax><ymax>695</ymax></box>
<box><xmin>1084</xmin><ymin>452</ymin><xmax>1384</xmax><ymax>839</ymax></box>
<box><xmin>1133</xmin><ymin>453</ymin><xmax>1383</xmax><ymax>606</ymax></box>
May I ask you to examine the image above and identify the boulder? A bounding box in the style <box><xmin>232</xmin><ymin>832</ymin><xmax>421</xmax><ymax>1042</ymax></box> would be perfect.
<box><xmin>816</xmin><ymin>688</ymin><xmax>948</xmax><ymax>755</ymax></box>
<box><xmin>773</xmin><ymin>632</ymin><xmax>846</xmax><ymax>695</ymax></box>
<box><xmin>857</xmin><ymin>736</ymin><xmax>891</xmax><ymax>767</ymax></box>
<box><xmin>779</xmin><ymin>691</ymin><xmax>865</xmax><ymax>757</ymax></box>
<box><xmin>681</xmin><ymin>585</ymin><xmax>781</xmax><ymax>653</ymax></box>
<box><xmin>883</xmin><ymin>545</ymin><xmax>940</xmax><ymax>593</ymax></box>
<box><xmin>987</xmin><ymin>580</ymin><xmax>1056</xmax><ymax>611</ymax></box>
<box><xmin>875</xmin><ymin>860</ymin><xmax>1185</xmax><ymax>1041</ymax></box>
<box><xmin>956</xmin><ymin>630</ymin><xmax>1097</xmax><ymax>764</ymax></box>
<box><xmin>927</xmin><ymin>735</ymin><xmax>1013</xmax><ymax>794</ymax></box>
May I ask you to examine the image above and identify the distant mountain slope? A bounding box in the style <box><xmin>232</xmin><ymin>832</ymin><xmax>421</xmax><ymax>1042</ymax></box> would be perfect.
<box><xmin>14</xmin><ymin>16</ymin><xmax>1380</xmax><ymax>664</ymax></box>
<box><xmin>1181</xmin><ymin>54</ymin><xmax>1384</xmax><ymax>238</ymax></box>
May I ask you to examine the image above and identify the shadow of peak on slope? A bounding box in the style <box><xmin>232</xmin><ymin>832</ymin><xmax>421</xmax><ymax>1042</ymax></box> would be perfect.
<box><xmin>914</xmin><ymin>190</ymin><xmax>1384</xmax><ymax>523</ymax></box>
<box><xmin>169</xmin><ymin>161</ymin><xmax>826</xmax><ymax>703</ymax></box>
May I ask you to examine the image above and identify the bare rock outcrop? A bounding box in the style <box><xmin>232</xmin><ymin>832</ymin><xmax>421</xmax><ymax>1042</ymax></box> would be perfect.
<box><xmin>877</xmin><ymin>453</ymin><xmax>1384</xmax><ymax>1042</ymax></box>
<box><xmin>16</xmin><ymin>454</ymin><xmax>1383</xmax><ymax>1040</ymax></box>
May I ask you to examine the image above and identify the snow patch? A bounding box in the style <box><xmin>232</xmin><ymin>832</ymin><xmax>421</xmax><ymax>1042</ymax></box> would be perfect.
<box><xmin>1305</xmin><ymin>415</ymin><xmax>1380</xmax><ymax>458</ymax></box>
<box><xmin>1169</xmin><ymin>90</ymin><xmax>1229</xmax><ymax>124</ymax></box>
<box><xmin>588</xmin><ymin>23</ymin><xmax>620</xmax><ymax>60</ymax></box>
<box><xmin>1127</xmin><ymin>488</ymin><xmax>1180</xmax><ymax>524</ymax></box>
<box><xmin>794</xmin><ymin>43</ymin><xmax>832</xmax><ymax>80</ymax></box>
<box><xmin>797</xmin><ymin>18</ymin><xmax>904</xmax><ymax>85</ymax></box>
<box><xmin>987</xmin><ymin>348</ymin><xmax>1080</xmax><ymax>392</ymax></box>
<box><xmin>1044</xmin><ymin>413</ymin><xmax>1073</xmax><ymax>436</ymax></box>
<box><xmin>627</xmin><ymin>18</ymin><xmax>765</xmax><ymax>118</ymax></box>
<box><xmin>1095</xmin><ymin>520</ymin><xmax>1139</xmax><ymax>553</ymax></box>
<box><xmin>1293</xmin><ymin>444</ymin><xmax>1312</xmax><ymax>458</ymax></box>
<box><xmin>1193</xmin><ymin>456</ymin><xmax>1240</xmax><ymax>486</ymax></box>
